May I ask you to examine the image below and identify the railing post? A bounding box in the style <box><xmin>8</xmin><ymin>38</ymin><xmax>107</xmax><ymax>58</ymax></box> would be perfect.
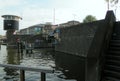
<box><xmin>41</xmin><ymin>72</ymin><xmax>46</xmax><ymax>81</ymax></box>
<box><xmin>20</xmin><ymin>70</ymin><xmax>25</xmax><ymax>81</ymax></box>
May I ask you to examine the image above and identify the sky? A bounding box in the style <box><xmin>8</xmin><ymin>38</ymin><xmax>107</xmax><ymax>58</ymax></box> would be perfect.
<box><xmin>0</xmin><ymin>0</ymin><xmax>119</xmax><ymax>35</ymax></box>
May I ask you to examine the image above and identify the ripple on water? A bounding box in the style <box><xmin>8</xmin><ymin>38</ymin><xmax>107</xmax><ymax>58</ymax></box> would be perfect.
<box><xmin>0</xmin><ymin>46</ymin><xmax>77</xmax><ymax>81</ymax></box>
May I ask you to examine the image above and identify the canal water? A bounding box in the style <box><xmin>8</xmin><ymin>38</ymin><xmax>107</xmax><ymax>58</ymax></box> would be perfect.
<box><xmin>0</xmin><ymin>45</ymin><xmax>76</xmax><ymax>81</ymax></box>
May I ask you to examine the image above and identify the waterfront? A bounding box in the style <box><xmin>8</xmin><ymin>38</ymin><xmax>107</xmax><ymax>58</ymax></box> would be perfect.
<box><xmin>0</xmin><ymin>45</ymin><xmax>76</xmax><ymax>81</ymax></box>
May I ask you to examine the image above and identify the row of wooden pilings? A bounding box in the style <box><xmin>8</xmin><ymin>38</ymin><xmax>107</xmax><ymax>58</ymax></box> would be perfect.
<box><xmin>17</xmin><ymin>42</ymin><xmax>33</xmax><ymax>54</ymax></box>
<box><xmin>0</xmin><ymin>64</ymin><xmax>54</xmax><ymax>81</ymax></box>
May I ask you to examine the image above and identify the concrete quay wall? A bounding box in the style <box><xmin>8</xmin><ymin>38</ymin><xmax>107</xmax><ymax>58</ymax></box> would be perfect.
<box><xmin>55</xmin><ymin>19</ymin><xmax>105</xmax><ymax>57</ymax></box>
<box><xmin>55</xmin><ymin>11</ymin><xmax>116</xmax><ymax>81</ymax></box>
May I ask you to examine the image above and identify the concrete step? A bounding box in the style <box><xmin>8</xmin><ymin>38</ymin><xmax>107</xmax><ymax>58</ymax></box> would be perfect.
<box><xmin>110</xmin><ymin>39</ymin><xmax>120</xmax><ymax>43</ymax></box>
<box><xmin>108</xmin><ymin>51</ymin><xmax>120</xmax><ymax>56</ymax></box>
<box><xmin>109</xmin><ymin>46</ymin><xmax>120</xmax><ymax>51</ymax></box>
<box><xmin>112</xmin><ymin>36</ymin><xmax>120</xmax><ymax>40</ymax></box>
<box><xmin>104</xmin><ymin>77</ymin><xmax>120</xmax><ymax>81</ymax></box>
<box><xmin>105</xmin><ymin>65</ymin><xmax>120</xmax><ymax>72</ymax></box>
<box><xmin>106</xmin><ymin>54</ymin><xmax>120</xmax><ymax>61</ymax></box>
<box><xmin>104</xmin><ymin>70</ymin><xmax>120</xmax><ymax>79</ymax></box>
<box><xmin>110</xmin><ymin>43</ymin><xmax>120</xmax><ymax>47</ymax></box>
<box><xmin>112</xmin><ymin>38</ymin><xmax>120</xmax><ymax>40</ymax></box>
<box><xmin>106</xmin><ymin>60</ymin><xmax>120</xmax><ymax>66</ymax></box>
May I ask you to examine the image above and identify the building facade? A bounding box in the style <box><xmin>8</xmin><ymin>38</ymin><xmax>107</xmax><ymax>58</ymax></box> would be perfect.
<box><xmin>19</xmin><ymin>24</ymin><xmax>45</xmax><ymax>35</ymax></box>
<box><xmin>59</xmin><ymin>20</ymin><xmax>80</xmax><ymax>27</ymax></box>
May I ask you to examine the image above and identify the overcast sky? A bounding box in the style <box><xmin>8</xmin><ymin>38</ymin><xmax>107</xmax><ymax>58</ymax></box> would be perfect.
<box><xmin>0</xmin><ymin>0</ymin><xmax>119</xmax><ymax>35</ymax></box>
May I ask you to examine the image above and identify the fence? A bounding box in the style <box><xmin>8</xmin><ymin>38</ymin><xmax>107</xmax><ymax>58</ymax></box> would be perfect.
<box><xmin>0</xmin><ymin>64</ymin><xmax>54</xmax><ymax>81</ymax></box>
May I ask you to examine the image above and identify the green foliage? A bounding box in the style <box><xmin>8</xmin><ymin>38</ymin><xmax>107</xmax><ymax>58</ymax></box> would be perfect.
<box><xmin>83</xmin><ymin>15</ymin><xmax>97</xmax><ymax>23</ymax></box>
<box><xmin>105</xmin><ymin>0</ymin><xmax>119</xmax><ymax>10</ymax></box>
<box><xmin>105</xmin><ymin>0</ymin><xmax>109</xmax><ymax>2</ymax></box>
<box><xmin>105</xmin><ymin>0</ymin><xmax>119</xmax><ymax>8</ymax></box>
<box><xmin>110</xmin><ymin>0</ymin><xmax>119</xmax><ymax>4</ymax></box>
<box><xmin>105</xmin><ymin>0</ymin><xmax>119</xmax><ymax>4</ymax></box>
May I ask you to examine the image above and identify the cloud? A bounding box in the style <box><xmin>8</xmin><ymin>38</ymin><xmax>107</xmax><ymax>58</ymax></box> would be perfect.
<box><xmin>20</xmin><ymin>7</ymin><xmax>54</xmax><ymax>28</ymax></box>
<box><xmin>20</xmin><ymin>7</ymin><xmax>80</xmax><ymax>28</ymax></box>
<box><xmin>0</xmin><ymin>0</ymin><xmax>22</xmax><ymax>8</ymax></box>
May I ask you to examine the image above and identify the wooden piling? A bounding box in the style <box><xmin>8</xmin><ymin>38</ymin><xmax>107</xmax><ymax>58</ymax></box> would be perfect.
<box><xmin>41</xmin><ymin>72</ymin><xmax>46</xmax><ymax>81</ymax></box>
<box><xmin>17</xmin><ymin>42</ymin><xmax>20</xmax><ymax>53</ymax></box>
<box><xmin>20</xmin><ymin>70</ymin><xmax>25</xmax><ymax>81</ymax></box>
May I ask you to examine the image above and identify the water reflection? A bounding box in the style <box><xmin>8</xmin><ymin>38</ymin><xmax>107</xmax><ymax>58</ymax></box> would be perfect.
<box><xmin>6</xmin><ymin>49</ymin><xmax>20</xmax><ymax>64</ymax></box>
<box><xmin>4</xmin><ymin>48</ymin><xmax>20</xmax><ymax>80</ymax></box>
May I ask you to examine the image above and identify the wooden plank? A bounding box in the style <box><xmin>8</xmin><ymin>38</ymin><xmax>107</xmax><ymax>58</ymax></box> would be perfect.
<box><xmin>0</xmin><ymin>64</ymin><xmax>54</xmax><ymax>73</ymax></box>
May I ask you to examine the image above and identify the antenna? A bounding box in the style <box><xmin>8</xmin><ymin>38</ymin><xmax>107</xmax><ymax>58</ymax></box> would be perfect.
<box><xmin>53</xmin><ymin>8</ymin><xmax>55</xmax><ymax>25</ymax></box>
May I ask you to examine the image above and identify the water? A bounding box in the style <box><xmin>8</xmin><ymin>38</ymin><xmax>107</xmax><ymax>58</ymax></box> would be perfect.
<box><xmin>0</xmin><ymin>45</ymin><xmax>76</xmax><ymax>81</ymax></box>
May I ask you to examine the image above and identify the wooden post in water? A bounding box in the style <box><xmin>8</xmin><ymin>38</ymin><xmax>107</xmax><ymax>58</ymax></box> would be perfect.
<box><xmin>41</xmin><ymin>72</ymin><xmax>46</xmax><ymax>81</ymax></box>
<box><xmin>0</xmin><ymin>44</ymin><xmax>1</xmax><ymax>50</ymax></box>
<box><xmin>20</xmin><ymin>42</ymin><xmax>23</xmax><ymax>54</ymax></box>
<box><xmin>20</xmin><ymin>70</ymin><xmax>25</xmax><ymax>81</ymax></box>
<box><xmin>17</xmin><ymin>42</ymin><xmax>20</xmax><ymax>53</ymax></box>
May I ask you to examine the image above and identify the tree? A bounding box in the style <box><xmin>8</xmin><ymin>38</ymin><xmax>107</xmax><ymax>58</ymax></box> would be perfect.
<box><xmin>111</xmin><ymin>0</ymin><xmax>119</xmax><ymax>4</ymax></box>
<box><xmin>105</xmin><ymin>0</ymin><xmax>119</xmax><ymax>10</ymax></box>
<box><xmin>83</xmin><ymin>15</ymin><xmax>97</xmax><ymax>23</ymax></box>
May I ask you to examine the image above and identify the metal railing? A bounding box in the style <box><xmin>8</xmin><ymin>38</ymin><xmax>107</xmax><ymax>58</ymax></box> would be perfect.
<box><xmin>0</xmin><ymin>64</ymin><xmax>54</xmax><ymax>81</ymax></box>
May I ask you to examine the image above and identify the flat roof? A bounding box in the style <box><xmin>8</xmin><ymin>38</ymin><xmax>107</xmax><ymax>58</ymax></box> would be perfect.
<box><xmin>1</xmin><ymin>15</ymin><xmax>22</xmax><ymax>20</ymax></box>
